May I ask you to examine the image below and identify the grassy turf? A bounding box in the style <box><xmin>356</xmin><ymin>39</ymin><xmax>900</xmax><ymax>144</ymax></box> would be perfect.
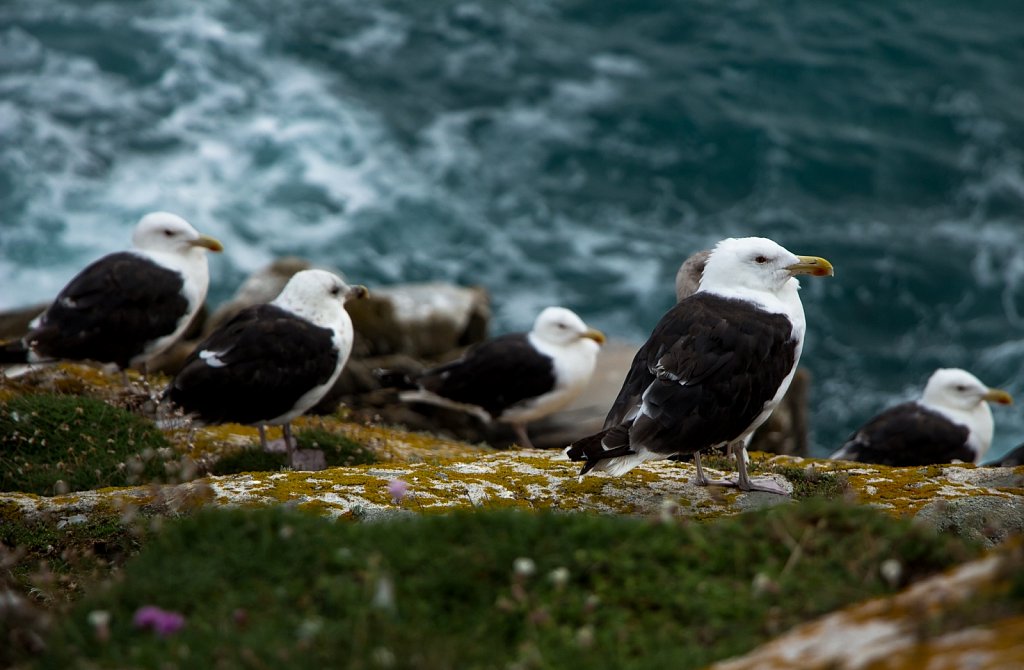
<box><xmin>0</xmin><ymin>393</ymin><xmax>175</xmax><ymax>495</ymax></box>
<box><xmin>36</xmin><ymin>500</ymin><xmax>978</xmax><ymax>669</ymax></box>
<box><xmin>0</xmin><ymin>507</ymin><xmax>146</xmax><ymax>666</ymax></box>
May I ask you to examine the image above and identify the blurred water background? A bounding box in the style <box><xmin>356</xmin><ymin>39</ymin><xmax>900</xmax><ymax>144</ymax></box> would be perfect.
<box><xmin>2</xmin><ymin>0</ymin><xmax>1023</xmax><ymax>457</ymax></box>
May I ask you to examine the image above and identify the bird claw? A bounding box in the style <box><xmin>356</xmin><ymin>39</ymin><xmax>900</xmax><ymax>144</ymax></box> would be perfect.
<box><xmin>695</xmin><ymin>475</ymin><xmax>790</xmax><ymax>496</ymax></box>
<box><xmin>739</xmin><ymin>478</ymin><xmax>791</xmax><ymax>496</ymax></box>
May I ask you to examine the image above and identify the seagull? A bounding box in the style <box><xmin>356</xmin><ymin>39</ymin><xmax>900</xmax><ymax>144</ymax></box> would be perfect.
<box><xmin>0</xmin><ymin>212</ymin><xmax>222</xmax><ymax>374</ymax></box>
<box><xmin>166</xmin><ymin>269</ymin><xmax>367</xmax><ymax>468</ymax></box>
<box><xmin>567</xmin><ymin>237</ymin><xmax>833</xmax><ymax>494</ymax></box>
<box><xmin>830</xmin><ymin>368</ymin><xmax>1012</xmax><ymax>466</ymax></box>
<box><xmin>381</xmin><ymin>306</ymin><xmax>605</xmax><ymax>448</ymax></box>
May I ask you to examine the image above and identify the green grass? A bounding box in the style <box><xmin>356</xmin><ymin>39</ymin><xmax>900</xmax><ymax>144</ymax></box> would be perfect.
<box><xmin>0</xmin><ymin>393</ymin><xmax>175</xmax><ymax>495</ymax></box>
<box><xmin>0</xmin><ymin>505</ymin><xmax>146</xmax><ymax>667</ymax></box>
<box><xmin>766</xmin><ymin>464</ymin><xmax>849</xmax><ymax>500</ymax></box>
<box><xmin>209</xmin><ymin>427</ymin><xmax>379</xmax><ymax>475</ymax></box>
<box><xmin>36</xmin><ymin>500</ymin><xmax>979</xmax><ymax>669</ymax></box>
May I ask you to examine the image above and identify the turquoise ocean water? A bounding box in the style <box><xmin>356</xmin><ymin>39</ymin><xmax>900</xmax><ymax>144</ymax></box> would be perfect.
<box><xmin>2</xmin><ymin>1</ymin><xmax>1023</xmax><ymax>457</ymax></box>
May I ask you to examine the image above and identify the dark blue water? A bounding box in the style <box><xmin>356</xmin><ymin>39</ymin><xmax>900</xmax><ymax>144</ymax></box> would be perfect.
<box><xmin>2</xmin><ymin>0</ymin><xmax>1024</xmax><ymax>457</ymax></box>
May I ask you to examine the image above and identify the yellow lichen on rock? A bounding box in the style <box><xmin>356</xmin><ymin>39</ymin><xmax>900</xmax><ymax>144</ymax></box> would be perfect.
<box><xmin>709</xmin><ymin>542</ymin><xmax>1024</xmax><ymax>670</ymax></box>
<box><xmin>764</xmin><ymin>455</ymin><xmax>1024</xmax><ymax>515</ymax></box>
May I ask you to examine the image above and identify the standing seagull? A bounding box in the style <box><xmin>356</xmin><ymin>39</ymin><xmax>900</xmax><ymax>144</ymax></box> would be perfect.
<box><xmin>166</xmin><ymin>270</ymin><xmax>367</xmax><ymax>467</ymax></box>
<box><xmin>566</xmin><ymin>237</ymin><xmax>833</xmax><ymax>494</ymax></box>
<box><xmin>830</xmin><ymin>368</ymin><xmax>1012</xmax><ymax>466</ymax></box>
<box><xmin>381</xmin><ymin>307</ymin><xmax>605</xmax><ymax>448</ymax></box>
<box><xmin>0</xmin><ymin>212</ymin><xmax>222</xmax><ymax>372</ymax></box>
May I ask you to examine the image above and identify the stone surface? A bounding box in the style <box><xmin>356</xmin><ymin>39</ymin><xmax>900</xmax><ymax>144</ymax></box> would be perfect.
<box><xmin>916</xmin><ymin>495</ymin><xmax>1024</xmax><ymax>546</ymax></box>
<box><xmin>3</xmin><ymin>448</ymin><xmax>1022</xmax><ymax>535</ymax></box>
<box><xmin>710</xmin><ymin>544</ymin><xmax>1024</xmax><ymax>670</ymax></box>
<box><xmin>0</xmin><ymin>450</ymin><xmax>782</xmax><ymax>522</ymax></box>
<box><xmin>346</xmin><ymin>282</ymin><xmax>490</xmax><ymax>359</ymax></box>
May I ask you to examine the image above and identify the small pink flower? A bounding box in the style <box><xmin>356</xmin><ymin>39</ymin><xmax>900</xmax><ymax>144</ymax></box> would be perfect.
<box><xmin>387</xmin><ymin>478</ymin><xmax>409</xmax><ymax>503</ymax></box>
<box><xmin>133</xmin><ymin>605</ymin><xmax>186</xmax><ymax>637</ymax></box>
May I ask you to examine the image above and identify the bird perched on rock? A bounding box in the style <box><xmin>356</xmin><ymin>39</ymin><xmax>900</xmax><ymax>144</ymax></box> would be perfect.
<box><xmin>379</xmin><ymin>306</ymin><xmax>605</xmax><ymax>449</ymax></box>
<box><xmin>0</xmin><ymin>212</ymin><xmax>222</xmax><ymax>373</ymax></box>
<box><xmin>830</xmin><ymin>368</ymin><xmax>1012</xmax><ymax>466</ymax></box>
<box><xmin>566</xmin><ymin>237</ymin><xmax>833</xmax><ymax>494</ymax></box>
<box><xmin>166</xmin><ymin>269</ymin><xmax>367</xmax><ymax>468</ymax></box>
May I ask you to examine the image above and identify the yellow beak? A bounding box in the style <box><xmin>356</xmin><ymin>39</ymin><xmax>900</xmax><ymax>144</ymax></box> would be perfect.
<box><xmin>582</xmin><ymin>328</ymin><xmax>606</xmax><ymax>345</ymax></box>
<box><xmin>787</xmin><ymin>255</ymin><xmax>834</xmax><ymax>277</ymax></box>
<box><xmin>191</xmin><ymin>234</ymin><xmax>224</xmax><ymax>253</ymax></box>
<box><xmin>983</xmin><ymin>388</ymin><xmax>1013</xmax><ymax>405</ymax></box>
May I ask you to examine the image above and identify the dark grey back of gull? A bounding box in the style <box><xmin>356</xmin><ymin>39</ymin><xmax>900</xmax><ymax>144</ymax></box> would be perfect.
<box><xmin>12</xmin><ymin>252</ymin><xmax>188</xmax><ymax>369</ymax></box>
<box><xmin>167</xmin><ymin>304</ymin><xmax>339</xmax><ymax>426</ymax></box>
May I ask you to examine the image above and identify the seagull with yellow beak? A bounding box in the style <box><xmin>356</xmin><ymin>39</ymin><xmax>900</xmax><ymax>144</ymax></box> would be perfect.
<box><xmin>382</xmin><ymin>306</ymin><xmax>606</xmax><ymax>449</ymax></box>
<box><xmin>568</xmin><ymin>237</ymin><xmax>833</xmax><ymax>494</ymax></box>
<box><xmin>831</xmin><ymin>368</ymin><xmax>1012</xmax><ymax>466</ymax></box>
<box><xmin>0</xmin><ymin>212</ymin><xmax>222</xmax><ymax>373</ymax></box>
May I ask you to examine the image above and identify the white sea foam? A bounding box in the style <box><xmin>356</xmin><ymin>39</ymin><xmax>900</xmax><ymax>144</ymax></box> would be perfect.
<box><xmin>4</xmin><ymin>1</ymin><xmax>1024</xmax><ymax>457</ymax></box>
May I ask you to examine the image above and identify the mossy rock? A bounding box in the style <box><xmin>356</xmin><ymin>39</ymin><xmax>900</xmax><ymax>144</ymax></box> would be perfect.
<box><xmin>208</xmin><ymin>427</ymin><xmax>380</xmax><ymax>475</ymax></box>
<box><xmin>37</xmin><ymin>500</ymin><xmax>978</xmax><ymax>669</ymax></box>
<box><xmin>0</xmin><ymin>393</ymin><xmax>174</xmax><ymax>495</ymax></box>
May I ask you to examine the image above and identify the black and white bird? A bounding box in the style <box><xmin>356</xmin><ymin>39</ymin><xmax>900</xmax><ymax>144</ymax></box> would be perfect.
<box><xmin>381</xmin><ymin>306</ymin><xmax>605</xmax><ymax>449</ymax></box>
<box><xmin>166</xmin><ymin>269</ymin><xmax>367</xmax><ymax>467</ymax></box>
<box><xmin>566</xmin><ymin>237</ymin><xmax>833</xmax><ymax>494</ymax></box>
<box><xmin>830</xmin><ymin>368</ymin><xmax>1012</xmax><ymax>466</ymax></box>
<box><xmin>0</xmin><ymin>212</ymin><xmax>222</xmax><ymax>372</ymax></box>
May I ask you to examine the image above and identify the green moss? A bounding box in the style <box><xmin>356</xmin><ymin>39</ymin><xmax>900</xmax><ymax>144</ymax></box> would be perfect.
<box><xmin>0</xmin><ymin>393</ymin><xmax>174</xmax><ymax>495</ymax></box>
<box><xmin>297</xmin><ymin>427</ymin><xmax>379</xmax><ymax>467</ymax></box>
<box><xmin>36</xmin><ymin>500</ymin><xmax>979</xmax><ymax>669</ymax></box>
<box><xmin>768</xmin><ymin>464</ymin><xmax>850</xmax><ymax>500</ymax></box>
<box><xmin>208</xmin><ymin>427</ymin><xmax>380</xmax><ymax>475</ymax></box>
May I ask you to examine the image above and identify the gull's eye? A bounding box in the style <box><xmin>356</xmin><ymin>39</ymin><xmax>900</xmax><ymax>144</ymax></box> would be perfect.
<box><xmin>955</xmin><ymin>384</ymin><xmax>968</xmax><ymax>392</ymax></box>
<box><xmin>755</xmin><ymin>255</ymin><xmax>768</xmax><ymax>264</ymax></box>
<box><xmin>556</xmin><ymin>322</ymin><xmax>568</xmax><ymax>329</ymax></box>
<box><xmin>163</xmin><ymin>229</ymin><xmax>175</xmax><ymax>237</ymax></box>
<box><xmin>329</xmin><ymin>286</ymin><xmax>341</xmax><ymax>297</ymax></box>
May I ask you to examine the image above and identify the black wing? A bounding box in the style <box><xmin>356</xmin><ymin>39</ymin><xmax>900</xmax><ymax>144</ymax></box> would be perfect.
<box><xmin>167</xmin><ymin>305</ymin><xmax>339</xmax><ymax>425</ymax></box>
<box><xmin>416</xmin><ymin>333</ymin><xmax>556</xmax><ymax>418</ymax></box>
<box><xmin>609</xmin><ymin>293</ymin><xmax>796</xmax><ymax>457</ymax></box>
<box><xmin>27</xmin><ymin>252</ymin><xmax>188</xmax><ymax>368</ymax></box>
<box><xmin>833</xmin><ymin>403</ymin><xmax>974</xmax><ymax>466</ymax></box>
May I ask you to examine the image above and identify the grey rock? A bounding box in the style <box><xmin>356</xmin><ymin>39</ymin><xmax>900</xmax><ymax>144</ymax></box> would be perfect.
<box><xmin>347</xmin><ymin>282</ymin><xmax>490</xmax><ymax>359</ymax></box>
<box><xmin>916</xmin><ymin>495</ymin><xmax>1024</xmax><ymax>545</ymax></box>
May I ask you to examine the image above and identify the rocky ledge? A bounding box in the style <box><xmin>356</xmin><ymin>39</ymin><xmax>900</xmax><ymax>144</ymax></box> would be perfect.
<box><xmin>4</xmin><ymin>448</ymin><xmax>1022</xmax><ymax>542</ymax></box>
